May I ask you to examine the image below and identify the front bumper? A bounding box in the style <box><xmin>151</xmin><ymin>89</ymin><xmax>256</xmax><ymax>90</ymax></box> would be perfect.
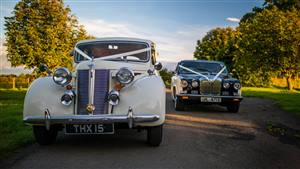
<box><xmin>177</xmin><ymin>94</ymin><xmax>243</xmax><ymax>103</ymax></box>
<box><xmin>24</xmin><ymin>108</ymin><xmax>160</xmax><ymax>129</ymax></box>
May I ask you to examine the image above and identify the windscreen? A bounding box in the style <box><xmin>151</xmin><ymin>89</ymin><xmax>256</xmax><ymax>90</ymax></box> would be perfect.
<box><xmin>74</xmin><ymin>41</ymin><xmax>149</xmax><ymax>62</ymax></box>
<box><xmin>179</xmin><ymin>61</ymin><xmax>227</xmax><ymax>75</ymax></box>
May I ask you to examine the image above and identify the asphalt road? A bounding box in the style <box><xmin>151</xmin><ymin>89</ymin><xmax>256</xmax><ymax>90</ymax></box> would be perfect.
<box><xmin>2</xmin><ymin>91</ymin><xmax>300</xmax><ymax>169</ymax></box>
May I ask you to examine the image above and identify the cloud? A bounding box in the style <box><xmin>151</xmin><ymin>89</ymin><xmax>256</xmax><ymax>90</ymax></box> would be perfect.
<box><xmin>0</xmin><ymin>38</ymin><xmax>32</xmax><ymax>75</ymax></box>
<box><xmin>226</xmin><ymin>17</ymin><xmax>240</xmax><ymax>23</ymax></box>
<box><xmin>79</xmin><ymin>18</ymin><xmax>212</xmax><ymax>63</ymax></box>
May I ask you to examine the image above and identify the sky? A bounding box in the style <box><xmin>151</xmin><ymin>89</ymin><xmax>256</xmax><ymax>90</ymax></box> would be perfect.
<box><xmin>0</xmin><ymin>0</ymin><xmax>263</xmax><ymax>74</ymax></box>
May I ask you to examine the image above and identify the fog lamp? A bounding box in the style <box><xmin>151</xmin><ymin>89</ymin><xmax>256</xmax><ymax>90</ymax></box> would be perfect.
<box><xmin>108</xmin><ymin>90</ymin><xmax>120</xmax><ymax>106</ymax></box>
<box><xmin>61</xmin><ymin>90</ymin><xmax>74</xmax><ymax>106</ymax></box>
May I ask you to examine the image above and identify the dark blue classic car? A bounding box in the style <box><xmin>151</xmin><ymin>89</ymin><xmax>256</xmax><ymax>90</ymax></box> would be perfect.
<box><xmin>171</xmin><ymin>60</ymin><xmax>243</xmax><ymax>112</ymax></box>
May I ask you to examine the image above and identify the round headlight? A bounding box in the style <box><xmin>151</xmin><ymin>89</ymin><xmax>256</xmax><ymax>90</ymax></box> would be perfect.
<box><xmin>223</xmin><ymin>82</ymin><xmax>230</xmax><ymax>89</ymax></box>
<box><xmin>53</xmin><ymin>68</ymin><xmax>72</xmax><ymax>86</ymax></box>
<box><xmin>191</xmin><ymin>80</ymin><xmax>199</xmax><ymax>88</ymax></box>
<box><xmin>234</xmin><ymin>82</ymin><xmax>241</xmax><ymax>90</ymax></box>
<box><xmin>116</xmin><ymin>67</ymin><xmax>134</xmax><ymax>84</ymax></box>
<box><xmin>181</xmin><ymin>80</ymin><xmax>188</xmax><ymax>88</ymax></box>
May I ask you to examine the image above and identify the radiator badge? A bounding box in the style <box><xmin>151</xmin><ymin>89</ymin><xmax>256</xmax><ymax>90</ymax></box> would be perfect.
<box><xmin>86</xmin><ymin>104</ymin><xmax>95</xmax><ymax>114</ymax></box>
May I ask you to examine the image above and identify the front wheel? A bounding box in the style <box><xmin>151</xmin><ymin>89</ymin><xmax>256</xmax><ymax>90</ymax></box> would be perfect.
<box><xmin>33</xmin><ymin>125</ymin><xmax>58</xmax><ymax>145</ymax></box>
<box><xmin>227</xmin><ymin>102</ymin><xmax>240</xmax><ymax>113</ymax></box>
<box><xmin>147</xmin><ymin>125</ymin><xmax>163</xmax><ymax>146</ymax></box>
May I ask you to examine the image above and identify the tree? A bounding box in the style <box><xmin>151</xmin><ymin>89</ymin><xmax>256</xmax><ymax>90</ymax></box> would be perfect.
<box><xmin>194</xmin><ymin>27</ymin><xmax>240</xmax><ymax>71</ymax></box>
<box><xmin>4</xmin><ymin>0</ymin><xmax>91</xmax><ymax>74</ymax></box>
<box><xmin>159</xmin><ymin>68</ymin><xmax>173</xmax><ymax>88</ymax></box>
<box><xmin>236</xmin><ymin>6</ymin><xmax>300</xmax><ymax>90</ymax></box>
<box><xmin>264</xmin><ymin>0</ymin><xmax>300</xmax><ymax>11</ymax></box>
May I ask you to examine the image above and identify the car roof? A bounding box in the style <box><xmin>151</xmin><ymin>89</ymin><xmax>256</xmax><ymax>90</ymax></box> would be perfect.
<box><xmin>179</xmin><ymin>60</ymin><xmax>225</xmax><ymax>65</ymax></box>
<box><xmin>76</xmin><ymin>37</ymin><xmax>154</xmax><ymax>46</ymax></box>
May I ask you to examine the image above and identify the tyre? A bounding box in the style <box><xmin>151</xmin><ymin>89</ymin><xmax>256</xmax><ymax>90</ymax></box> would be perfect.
<box><xmin>147</xmin><ymin>125</ymin><xmax>163</xmax><ymax>146</ymax></box>
<box><xmin>174</xmin><ymin>96</ymin><xmax>184</xmax><ymax>111</ymax></box>
<box><xmin>33</xmin><ymin>125</ymin><xmax>58</xmax><ymax>145</ymax></box>
<box><xmin>227</xmin><ymin>102</ymin><xmax>240</xmax><ymax>113</ymax></box>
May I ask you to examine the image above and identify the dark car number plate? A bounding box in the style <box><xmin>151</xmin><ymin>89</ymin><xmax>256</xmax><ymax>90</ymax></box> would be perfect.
<box><xmin>65</xmin><ymin>124</ymin><xmax>114</xmax><ymax>134</ymax></box>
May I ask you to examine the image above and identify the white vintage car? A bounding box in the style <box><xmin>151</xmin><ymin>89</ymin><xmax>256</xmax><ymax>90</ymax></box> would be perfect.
<box><xmin>23</xmin><ymin>37</ymin><xmax>166</xmax><ymax>146</ymax></box>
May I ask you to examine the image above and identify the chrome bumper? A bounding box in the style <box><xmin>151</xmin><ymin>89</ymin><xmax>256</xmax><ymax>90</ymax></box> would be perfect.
<box><xmin>177</xmin><ymin>94</ymin><xmax>243</xmax><ymax>99</ymax></box>
<box><xmin>24</xmin><ymin>108</ymin><xmax>160</xmax><ymax>129</ymax></box>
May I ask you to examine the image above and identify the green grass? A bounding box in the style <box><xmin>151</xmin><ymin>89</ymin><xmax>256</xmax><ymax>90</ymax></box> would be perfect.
<box><xmin>242</xmin><ymin>87</ymin><xmax>300</xmax><ymax>117</ymax></box>
<box><xmin>0</xmin><ymin>89</ymin><xmax>34</xmax><ymax>159</ymax></box>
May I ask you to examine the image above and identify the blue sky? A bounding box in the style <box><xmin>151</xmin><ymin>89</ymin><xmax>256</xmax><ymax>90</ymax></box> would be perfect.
<box><xmin>0</xmin><ymin>0</ymin><xmax>263</xmax><ymax>74</ymax></box>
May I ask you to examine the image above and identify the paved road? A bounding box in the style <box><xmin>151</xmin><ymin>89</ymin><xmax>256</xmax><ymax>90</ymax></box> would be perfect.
<box><xmin>2</xmin><ymin>91</ymin><xmax>300</xmax><ymax>169</ymax></box>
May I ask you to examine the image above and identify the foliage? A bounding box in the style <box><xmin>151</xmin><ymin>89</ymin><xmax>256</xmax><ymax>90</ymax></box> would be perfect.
<box><xmin>236</xmin><ymin>6</ymin><xmax>300</xmax><ymax>89</ymax></box>
<box><xmin>194</xmin><ymin>1</ymin><xmax>300</xmax><ymax>89</ymax></box>
<box><xmin>264</xmin><ymin>0</ymin><xmax>300</xmax><ymax>11</ymax></box>
<box><xmin>159</xmin><ymin>68</ymin><xmax>173</xmax><ymax>88</ymax></box>
<box><xmin>0</xmin><ymin>89</ymin><xmax>34</xmax><ymax>159</ymax></box>
<box><xmin>271</xmin><ymin>77</ymin><xmax>300</xmax><ymax>89</ymax></box>
<box><xmin>194</xmin><ymin>27</ymin><xmax>240</xmax><ymax>71</ymax></box>
<box><xmin>242</xmin><ymin>87</ymin><xmax>300</xmax><ymax>117</ymax></box>
<box><xmin>0</xmin><ymin>74</ymin><xmax>35</xmax><ymax>89</ymax></box>
<box><xmin>4</xmin><ymin>0</ymin><xmax>92</xmax><ymax>75</ymax></box>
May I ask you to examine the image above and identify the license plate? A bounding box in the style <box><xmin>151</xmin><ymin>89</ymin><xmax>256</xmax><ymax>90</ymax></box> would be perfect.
<box><xmin>65</xmin><ymin>124</ymin><xmax>114</xmax><ymax>134</ymax></box>
<box><xmin>200</xmin><ymin>97</ymin><xmax>221</xmax><ymax>103</ymax></box>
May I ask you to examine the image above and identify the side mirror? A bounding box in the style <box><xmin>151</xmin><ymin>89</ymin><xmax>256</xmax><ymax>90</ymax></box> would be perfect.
<box><xmin>39</xmin><ymin>64</ymin><xmax>52</xmax><ymax>76</ymax></box>
<box><xmin>154</xmin><ymin>62</ymin><xmax>162</xmax><ymax>71</ymax></box>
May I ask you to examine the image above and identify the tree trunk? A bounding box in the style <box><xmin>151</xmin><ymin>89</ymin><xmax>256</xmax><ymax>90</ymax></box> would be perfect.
<box><xmin>286</xmin><ymin>76</ymin><xmax>293</xmax><ymax>90</ymax></box>
<box><xmin>12</xmin><ymin>77</ymin><xmax>16</xmax><ymax>89</ymax></box>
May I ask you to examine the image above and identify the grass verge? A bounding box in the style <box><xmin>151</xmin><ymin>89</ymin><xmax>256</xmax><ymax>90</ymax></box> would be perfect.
<box><xmin>0</xmin><ymin>89</ymin><xmax>34</xmax><ymax>159</ymax></box>
<box><xmin>242</xmin><ymin>87</ymin><xmax>300</xmax><ymax>118</ymax></box>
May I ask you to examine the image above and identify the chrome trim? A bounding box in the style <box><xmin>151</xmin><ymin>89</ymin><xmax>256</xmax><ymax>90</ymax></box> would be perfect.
<box><xmin>45</xmin><ymin>109</ymin><xmax>51</xmax><ymax>130</ymax></box>
<box><xmin>177</xmin><ymin>94</ymin><xmax>243</xmax><ymax>99</ymax></box>
<box><xmin>24</xmin><ymin>112</ymin><xmax>160</xmax><ymax>126</ymax></box>
<box><xmin>87</xmin><ymin>60</ymin><xmax>95</xmax><ymax>114</ymax></box>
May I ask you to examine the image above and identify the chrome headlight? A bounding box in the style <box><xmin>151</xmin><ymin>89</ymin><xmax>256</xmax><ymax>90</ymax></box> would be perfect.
<box><xmin>181</xmin><ymin>80</ymin><xmax>188</xmax><ymax>88</ymax></box>
<box><xmin>234</xmin><ymin>82</ymin><xmax>241</xmax><ymax>90</ymax></box>
<box><xmin>223</xmin><ymin>82</ymin><xmax>230</xmax><ymax>89</ymax></box>
<box><xmin>191</xmin><ymin>80</ymin><xmax>199</xmax><ymax>88</ymax></box>
<box><xmin>61</xmin><ymin>90</ymin><xmax>74</xmax><ymax>106</ymax></box>
<box><xmin>53</xmin><ymin>68</ymin><xmax>72</xmax><ymax>86</ymax></box>
<box><xmin>116</xmin><ymin>67</ymin><xmax>134</xmax><ymax>84</ymax></box>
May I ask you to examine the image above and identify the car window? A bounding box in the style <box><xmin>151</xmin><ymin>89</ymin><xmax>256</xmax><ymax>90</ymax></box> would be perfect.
<box><xmin>179</xmin><ymin>62</ymin><xmax>227</xmax><ymax>75</ymax></box>
<box><xmin>74</xmin><ymin>41</ymin><xmax>150</xmax><ymax>63</ymax></box>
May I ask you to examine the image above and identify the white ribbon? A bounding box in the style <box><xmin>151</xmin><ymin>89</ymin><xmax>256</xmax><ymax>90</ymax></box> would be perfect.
<box><xmin>179</xmin><ymin>65</ymin><xmax>209</xmax><ymax>80</ymax></box>
<box><xmin>74</xmin><ymin>46</ymin><xmax>151</xmax><ymax>61</ymax></box>
<box><xmin>179</xmin><ymin>64</ymin><xmax>227</xmax><ymax>81</ymax></box>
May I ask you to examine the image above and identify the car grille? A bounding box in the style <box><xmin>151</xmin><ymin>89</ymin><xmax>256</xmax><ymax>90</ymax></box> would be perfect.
<box><xmin>200</xmin><ymin>79</ymin><xmax>221</xmax><ymax>95</ymax></box>
<box><xmin>77</xmin><ymin>69</ymin><xmax>110</xmax><ymax>115</ymax></box>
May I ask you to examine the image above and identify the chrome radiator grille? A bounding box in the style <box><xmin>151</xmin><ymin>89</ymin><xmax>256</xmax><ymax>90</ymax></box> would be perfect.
<box><xmin>200</xmin><ymin>80</ymin><xmax>222</xmax><ymax>95</ymax></box>
<box><xmin>77</xmin><ymin>69</ymin><xmax>110</xmax><ymax>115</ymax></box>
